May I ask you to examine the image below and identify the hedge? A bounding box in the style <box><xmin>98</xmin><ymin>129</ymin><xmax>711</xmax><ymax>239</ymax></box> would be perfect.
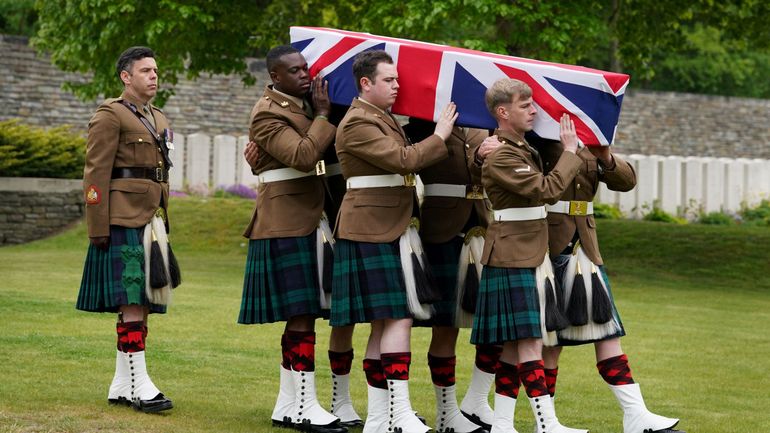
<box><xmin>0</xmin><ymin>119</ymin><xmax>85</xmax><ymax>179</ymax></box>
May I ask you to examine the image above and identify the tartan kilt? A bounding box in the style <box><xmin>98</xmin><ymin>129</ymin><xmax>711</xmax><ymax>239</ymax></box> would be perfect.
<box><xmin>552</xmin><ymin>255</ymin><xmax>625</xmax><ymax>346</ymax></box>
<box><xmin>76</xmin><ymin>226</ymin><xmax>167</xmax><ymax>314</ymax></box>
<box><xmin>413</xmin><ymin>236</ymin><xmax>464</xmax><ymax>327</ymax></box>
<box><xmin>470</xmin><ymin>266</ymin><xmax>541</xmax><ymax>345</ymax></box>
<box><xmin>238</xmin><ymin>233</ymin><xmax>325</xmax><ymax>324</ymax></box>
<box><xmin>330</xmin><ymin>239</ymin><xmax>410</xmax><ymax>326</ymax></box>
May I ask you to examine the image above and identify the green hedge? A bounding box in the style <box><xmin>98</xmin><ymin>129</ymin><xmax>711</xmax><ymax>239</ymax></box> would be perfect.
<box><xmin>0</xmin><ymin>119</ymin><xmax>85</xmax><ymax>179</ymax></box>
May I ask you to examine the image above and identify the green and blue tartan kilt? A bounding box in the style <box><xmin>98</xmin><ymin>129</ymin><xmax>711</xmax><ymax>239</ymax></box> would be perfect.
<box><xmin>413</xmin><ymin>236</ymin><xmax>464</xmax><ymax>328</ymax></box>
<box><xmin>552</xmin><ymin>255</ymin><xmax>625</xmax><ymax>345</ymax></box>
<box><xmin>470</xmin><ymin>266</ymin><xmax>541</xmax><ymax>345</ymax></box>
<box><xmin>330</xmin><ymin>239</ymin><xmax>410</xmax><ymax>326</ymax></box>
<box><xmin>76</xmin><ymin>226</ymin><xmax>167</xmax><ymax>314</ymax></box>
<box><xmin>238</xmin><ymin>234</ymin><xmax>325</xmax><ymax>324</ymax></box>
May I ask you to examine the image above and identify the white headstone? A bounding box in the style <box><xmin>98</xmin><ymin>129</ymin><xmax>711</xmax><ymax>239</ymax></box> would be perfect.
<box><xmin>186</xmin><ymin>133</ymin><xmax>211</xmax><ymax>195</ymax></box>
<box><xmin>682</xmin><ymin>157</ymin><xmax>705</xmax><ymax>219</ymax></box>
<box><xmin>168</xmin><ymin>133</ymin><xmax>185</xmax><ymax>191</ymax></box>
<box><xmin>213</xmin><ymin>135</ymin><xmax>237</xmax><ymax>188</ymax></box>
<box><xmin>658</xmin><ymin>156</ymin><xmax>683</xmax><ymax>215</ymax></box>
<box><xmin>702</xmin><ymin>157</ymin><xmax>724</xmax><ymax>214</ymax></box>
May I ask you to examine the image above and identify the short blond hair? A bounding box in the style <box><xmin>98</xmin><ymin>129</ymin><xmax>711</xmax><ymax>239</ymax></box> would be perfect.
<box><xmin>485</xmin><ymin>79</ymin><xmax>532</xmax><ymax>117</ymax></box>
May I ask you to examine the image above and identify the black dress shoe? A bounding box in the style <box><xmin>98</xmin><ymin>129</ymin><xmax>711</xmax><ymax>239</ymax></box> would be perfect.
<box><xmin>132</xmin><ymin>393</ymin><xmax>173</xmax><ymax>413</ymax></box>
<box><xmin>461</xmin><ymin>411</ymin><xmax>492</xmax><ymax>431</ymax></box>
<box><xmin>108</xmin><ymin>396</ymin><xmax>132</xmax><ymax>407</ymax></box>
<box><xmin>338</xmin><ymin>419</ymin><xmax>364</xmax><ymax>428</ymax></box>
<box><xmin>293</xmin><ymin>418</ymin><xmax>348</xmax><ymax>433</ymax></box>
<box><xmin>273</xmin><ymin>415</ymin><xmax>294</xmax><ymax>428</ymax></box>
<box><xmin>646</xmin><ymin>429</ymin><xmax>685</xmax><ymax>433</ymax></box>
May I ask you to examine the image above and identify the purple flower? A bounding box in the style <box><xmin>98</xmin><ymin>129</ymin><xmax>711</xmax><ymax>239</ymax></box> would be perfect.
<box><xmin>218</xmin><ymin>184</ymin><xmax>257</xmax><ymax>199</ymax></box>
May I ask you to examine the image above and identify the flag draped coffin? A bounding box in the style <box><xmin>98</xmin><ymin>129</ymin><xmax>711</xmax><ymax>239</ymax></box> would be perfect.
<box><xmin>290</xmin><ymin>26</ymin><xmax>630</xmax><ymax>146</ymax></box>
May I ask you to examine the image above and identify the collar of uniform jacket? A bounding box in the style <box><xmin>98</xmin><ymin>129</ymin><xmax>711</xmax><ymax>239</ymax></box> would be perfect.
<box><xmin>268</xmin><ymin>85</ymin><xmax>306</xmax><ymax>112</ymax></box>
<box><xmin>351</xmin><ymin>98</ymin><xmax>405</xmax><ymax>139</ymax></box>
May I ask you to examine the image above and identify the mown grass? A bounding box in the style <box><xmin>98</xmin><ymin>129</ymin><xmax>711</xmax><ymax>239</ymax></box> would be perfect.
<box><xmin>1</xmin><ymin>196</ymin><xmax>768</xmax><ymax>433</ymax></box>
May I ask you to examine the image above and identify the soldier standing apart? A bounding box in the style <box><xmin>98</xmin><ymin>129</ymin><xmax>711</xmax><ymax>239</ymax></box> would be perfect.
<box><xmin>331</xmin><ymin>50</ymin><xmax>457</xmax><ymax>433</ymax></box>
<box><xmin>238</xmin><ymin>45</ymin><xmax>346</xmax><ymax>433</ymax></box>
<box><xmin>403</xmin><ymin>119</ymin><xmax>498</xmax><ymax>433</ymax></box>
<box><xmin>535</xmin><ymin>137</ymin><xmax>684</xmax><ymax>433</ymax></box>
<box><xmin>472</xmin><ymin>78</ymin><xmax>585</xmax><ymax>433</ymax></box>
<box><xmin>77</xmin><ymin>46</ymin><xmax>178</xmax><ymax>413</ymax></box>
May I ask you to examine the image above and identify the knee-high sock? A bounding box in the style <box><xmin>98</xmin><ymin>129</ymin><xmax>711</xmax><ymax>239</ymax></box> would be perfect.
<box><xmin>545</xmin><ymin>367</ymin><xmax>558</xmax><ymax>397</ymax></box>
<box><xmin>286</xmin><ymin>331</ymin><xmax>316</xmax><ymax>372</ymax></box>
<box><xmin>597</xmin><ymin>354</ymin><xmax>634</xmax><ymax>385</ymax></box>
<box><xmin>363</xmin><ymin>358</ymin><xmax>387</xmax><ymax>389</ymax></box>
<box><xmin>518</xmin><ymin>360</ymin><xmax>548</xmax><ymax>398</ymax></box>
<box><xmin>116</xmin><ymin>321</ymin><xmax>145</xmax><ymax>353</ymax></box>
<box><xmin>475</xmin><ymin>344</ymin><xmax>501</xmax><ymax>374</ymax></box>
<box><xmin>495</xmin><ymin>361</ymin><xmax>520</xmax><ymax>398</ymax></box>
<box><xmin>381</xmin><ymin>352</ymin><xmax>411</xmax><ymax>380</ymax></box>
<box><xmin>428</xmin><ymin>354</ymin><xmax>456</xmax><ymax>387</ymax></box>
<box><xmin>329</xmin><ymin>349</ymin><xmax>354</xmax><ymax>375</ymax></box>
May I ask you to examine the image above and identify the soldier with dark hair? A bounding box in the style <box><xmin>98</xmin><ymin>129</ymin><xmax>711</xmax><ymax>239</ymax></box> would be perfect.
<box><xmin>238</xmin><ymin>45</ymin><xmax>347</xmax><ymax>433</ymax></box>
<box><xmin>77</xmin><ymin>46</ymin><xmax>177</xmax><ymax>413</ymax></box>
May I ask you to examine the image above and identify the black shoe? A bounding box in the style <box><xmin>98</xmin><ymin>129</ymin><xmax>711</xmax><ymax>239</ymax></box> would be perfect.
<box><xmin>461</xmin><ymin>411</ymin><xmax>492</xmax><ymax>431</ymax></box>
<box><xmin>107</xmin><ymin>396</ymin><xmax>132</xmax><ymax>407</ymax></box>
<box><xmin>132</xmin><ymin>393</ymin><xmax>173</xmax><ymax>413</ymax></box>
<box><xmin>338</xmin><ymin>419</ymin><xmax>364</xmax><ymax>428</ymax></box>
<box><xmin>293</xmin><ymin>418</ymin><xmax>348</xmax><ymax>433</ymax></box>
<box><xmin>273</xmin><ymin>415</ymin><xmax>295</xmax><ymax>428</ymax></box>
<box><xmin>646</xmin><ymin>429</ymin><xmax>685</xmax><ymax>433</ymax></box>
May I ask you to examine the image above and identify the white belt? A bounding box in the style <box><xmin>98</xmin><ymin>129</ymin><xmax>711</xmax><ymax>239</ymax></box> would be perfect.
<box><xmin>546</xmin><ymin>200</ymin><xmax>594</xmax><ymax>216</ymax></box>
<box><xmin>493</xmin><ymin>206</ymin><xmax>547</xmax><ymax>221</ymax></box>
<box><xmin>325</xmin><ymin>163</ymin><xmax>342</xmax><ymax>177</ymax></box>
<box><xmin>423</xmin><ymin>183</ymin><xmax>487</xmax><ymax>199</ymax></box>
<box><xmin>346</xmin><ymin>173</ymin><xmax>416</xmax><ymax>189</ymax></box>
<box><xmin>257</xmin><ymin>160</ymin><xmax>326</xmax><ymax>184</ymax></box>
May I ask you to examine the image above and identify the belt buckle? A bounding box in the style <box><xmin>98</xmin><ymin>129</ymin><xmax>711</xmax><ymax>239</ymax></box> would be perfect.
<box><xmin>465</xmin><ymin>184</ymin><xmax>484</xmax><ymax>200</ymax></box>
<box><xmin>315</xmin><ymin>160</ymin><xmax>326</xmax><ymax>176</ymax></box>
<box><xmin>155</xmin><ymin>167</ymin><xmax>165</xmax><ymax>182</ymax></box>
<box><xmin>403</xmin><ymin>174</ymin><xmax>416</xmax><ymax>187</ymax></box>
<box><xmin>568</xmin><ymin>200</ymin><xmax>587</xmax><ymax>216</ymax></box>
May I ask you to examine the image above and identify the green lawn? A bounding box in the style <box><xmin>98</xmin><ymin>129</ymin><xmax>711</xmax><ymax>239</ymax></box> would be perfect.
<box><xmin>1</xmin><ymin>196</ymin><xmax>768</xmax><ymax>433</ymax></box>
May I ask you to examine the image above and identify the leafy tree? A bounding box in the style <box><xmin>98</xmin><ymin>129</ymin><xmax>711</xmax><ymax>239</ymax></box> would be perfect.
<box><xmin>0</xmin><ymin>0</ymin><xmax>37</xmax><ymax>36</ymax></box>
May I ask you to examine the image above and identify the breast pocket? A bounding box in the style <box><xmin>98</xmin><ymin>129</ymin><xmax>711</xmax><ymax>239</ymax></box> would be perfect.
<box><xmin>121</xmin><ymin>132</ymin><xmax>158</xmax><ymax>165</ymax></box>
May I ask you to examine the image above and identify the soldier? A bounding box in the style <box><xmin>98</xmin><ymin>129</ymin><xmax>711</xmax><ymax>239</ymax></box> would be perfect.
<box><xmin>403</xmin><ymin>118</ymin><xmax>496</xmax><ymax>433</ymax></box>
<box><xmin>535</xmin><ymin>136</ymin><xmax>684</xmax><ymax>433</ymax></box>
<box><xmin>331</xmin><ymin>50</ymin><xmax>457</xmax><ymax>433</ymax></box>
<box><xmin>471</xmin><ymin>78</ymin><xmax>585</xmax><ymax>433</ymax></box>
<box><xmin>77</xmin><ymin>46</ymin><xmax>178</xmax><ymax>413</ymax></box>
<box><xmin>238</xmin><ymin>45</ymin><xmax>346</xmax><ymax>433</ymax></box>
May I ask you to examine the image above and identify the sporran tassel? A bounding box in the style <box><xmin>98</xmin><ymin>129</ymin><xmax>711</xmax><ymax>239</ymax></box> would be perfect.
<box><xmin>149</xmin><ymin>229</ymin><xmax>169</xmax><ymax>289</ymax></box>
<box><xmin>545</xmin><ymin>278</ymin><xmax>570</xmax><ymax>331</ymax></box>
<box><xmin>322</xmin><ymin>241</ymin><xmax>334</xmax><ymax>294</ymax></box>
<box><xmin>590</xmin><ymin>265</ymin><xmax>613</xmax><ymax>324</ymax></box>
<box><xmin>566</xmin><ymin>261</ymin><xmax>588</xmax><ymax>326</ymax></box>
<box><xmin>412</xmin><ymin>252</ymin><xmax>441</xmax><ymax>303</ymax></box>
<box><xmin>167</xmin><ymin>243</ymin><xmax>181</xmax><ymax>288</ymax></box>
<box><xmin>461</xmin><ymin>261</ymin><xmax>479</xmax><ymax>313</ymax></box>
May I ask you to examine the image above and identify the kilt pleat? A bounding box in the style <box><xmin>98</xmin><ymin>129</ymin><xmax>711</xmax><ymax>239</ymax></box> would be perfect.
<box><xmin>76</xmin><ymin>226</ymin><xmax>167</xmax><ymax>314</ymax></box>
<box><xmin>413</xmin><ymin>236</ymin><xmax>464</xmax><ymax>327</ymax></box>
<box><xmin>238</xmin><ymin>234</ymin><xmax>323</xmax><ymax>324</ymax></box>
<box><xmin>470</xmin><ymin>266</ymin><xmax>541</xmax><ymax>345</ymax></box>
<box><xmin>330</xmin><ymin>239</ymin><xmax>410</xmax><ymax>326</ymax></box>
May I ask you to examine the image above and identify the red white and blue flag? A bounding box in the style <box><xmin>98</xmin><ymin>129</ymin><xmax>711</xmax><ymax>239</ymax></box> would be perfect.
<box><xmin>290</xmin><ymin>27</ymin><xmax>630</xmax><ymax>146</ymax></box>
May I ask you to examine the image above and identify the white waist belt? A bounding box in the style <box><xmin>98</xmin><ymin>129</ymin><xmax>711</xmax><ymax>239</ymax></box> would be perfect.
<box><xmin>423</xmin><ymin>183</ymin><xmax>487</xmax><ymax>199</ymax></box>
<box><xmin>493</xmin><ymin>206</ymin><xmax>547</xmax><ymax>221</ymax></box>
<box><xmin>347</xmin><ymin>173</ymin><xmax>416</xmax><ymax>189</ymax></box>
<box><xmin>546</xmin><ymin>200</ymin><xmax>594</xmax><ymax>216</ymax></box>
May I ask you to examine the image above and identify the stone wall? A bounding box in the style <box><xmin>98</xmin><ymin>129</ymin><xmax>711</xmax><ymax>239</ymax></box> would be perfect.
<box><xmin>0</xmin><ymin>178</ymin><xmax>83</xmax><ymax>245</ymax></box>
<box><xmin>2</xmin><ymin>34</ymin><xmax>770</xmax><ymax>158</ymax></box>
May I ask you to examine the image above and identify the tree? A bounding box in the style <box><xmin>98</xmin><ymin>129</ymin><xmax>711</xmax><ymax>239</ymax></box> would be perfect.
<box><xmin>31</xmin><ymin>0</ymin><xmax>770</xmax><ymax>104</ymax></box>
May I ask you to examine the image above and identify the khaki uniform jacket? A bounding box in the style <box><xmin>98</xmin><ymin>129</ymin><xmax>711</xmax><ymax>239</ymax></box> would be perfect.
<box><xmin>538</xmin><ymin>144</ymin><xmax>636</xmax><ymax>264</ymax></box>
<box><xmin>405</xmin><ymin>124</ymin><xmax>491</xmax><ymax>243</ymax></box>
<box><xmin>335</xmin><ymin>98</ymin><xmax>448</xmax><ymax>243</ymax></box>
<box><xmin>244</xmin><ymin>85</ymin><xmax>336</xmax><ymax>239</ymax></box>
<box><xmin>481</xmin><ymin>129</ymin><xmax>581</xmax><ymax>268</ymax></box>
<box><xmin>84</xmin><ymin>93</ymin><xmax>170</xmax><ymax>238</ymax></box>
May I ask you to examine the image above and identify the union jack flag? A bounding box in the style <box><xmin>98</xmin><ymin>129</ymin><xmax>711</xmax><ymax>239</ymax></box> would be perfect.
<box><xmin>290</xmin><ymin>27</ymin><xmax>630</xmax><ymax>146</ymax></box>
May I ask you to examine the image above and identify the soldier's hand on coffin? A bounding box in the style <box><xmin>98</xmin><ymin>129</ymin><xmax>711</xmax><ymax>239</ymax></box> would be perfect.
<box><xmin>560</xmin><ymin>113</ymin><xmax>578</xmax><ymax>153</ymax></box>
<box><xmin>588</xmin><ymin>145</ymin><xmax>615</xmax><ymax>169</ymax></box>
<box><xmin>311</xmin><ymin>74</ymin><xmax>330</xmax><ymax>117</ymax></box>
<box><xmin>477</xmin><ymin>135</ymin><xmax>504</xmax><ymax>162</ymax></box>
<box><xmin>434</xmin><ymin>102</ymin><xmax>459</xmax><ymax>141</ymax></box>
<box><xmin>90</xmin><ymin>236</ymin><xmax>110</xmax><ymax>252</ymax></box>
<box><xmin>244</xmin><ymin>140</ymin><xmax>259</xmax><ymax>168</ymax></box>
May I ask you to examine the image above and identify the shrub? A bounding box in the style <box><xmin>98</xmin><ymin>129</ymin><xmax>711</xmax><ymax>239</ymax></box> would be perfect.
<box><xmin>741</xmin><ymin>200</ymin><xmax>770</xmax><ymax>226</ymax></box>
<box><xmin>212</xmin><ymin>184</ymin><xmax>257</xmax><ymax>199</ymax></box>
<box><xmin>642</xmin><ymin>206</ymin><xmax>687</xmax><ymax>224</ymax></box>
<box><xmin>0</xmin><ymin>119</ymin><xmax>85</xmax><ymax>179</ymax></box>
<box><xmin>593</xmin><ymin>203</ymin><xmax>624</xmax><ymax>219</ymax></box>
<box><xmin>698</xmin><ymin>211</ymin><xmax>736</xmax><ymax>225</ymax></box>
